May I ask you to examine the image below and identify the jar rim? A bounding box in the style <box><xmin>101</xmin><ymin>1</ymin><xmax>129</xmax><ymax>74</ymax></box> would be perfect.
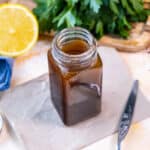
<box><xmin>52</xmin><ymin>27</ymin><xmax>96</xmax><ymax>58</ymax></box>
<box><xmin>51</xmin><ymin>27</ymin><xmax>97</xmax><ymax>68</ymax></box>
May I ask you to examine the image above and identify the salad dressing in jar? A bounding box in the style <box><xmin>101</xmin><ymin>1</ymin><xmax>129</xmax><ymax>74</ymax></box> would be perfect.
<box><xmin>48</xmin><ymin>27</ymin><xmax>103</xmax><ymax>125</ymax></box>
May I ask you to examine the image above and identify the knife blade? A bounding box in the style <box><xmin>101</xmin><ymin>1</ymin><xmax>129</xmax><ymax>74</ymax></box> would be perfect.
<box><xmin>117</xmin><ymin>80</ymin><xmax>139</xmax><ymax>150</ymax></box>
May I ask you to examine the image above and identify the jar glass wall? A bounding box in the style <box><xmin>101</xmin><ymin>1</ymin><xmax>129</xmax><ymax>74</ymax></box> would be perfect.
<box><xmin>48</xmin><ymin>27</ymin><xmax>103</xmax><ymax>125</ymax></box>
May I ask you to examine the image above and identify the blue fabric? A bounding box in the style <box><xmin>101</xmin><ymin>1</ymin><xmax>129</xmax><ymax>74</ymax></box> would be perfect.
<box><xmin>0</xmin><ymin>57</ymin><xmax>13</xmax><ymax>91</ymax></box>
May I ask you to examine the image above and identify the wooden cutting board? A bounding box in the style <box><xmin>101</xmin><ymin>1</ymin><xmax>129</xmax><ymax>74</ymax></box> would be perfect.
<box><xmin>0</xmin><ymin>46</ymin><xmax>150</xmax><ymax>150</ymax></box>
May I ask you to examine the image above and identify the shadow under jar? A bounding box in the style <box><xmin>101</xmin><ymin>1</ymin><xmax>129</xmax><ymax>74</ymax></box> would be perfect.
<box><xmin>48</xmin><ymin>27</ymin><xmax>103</xmax><ymax>126</ymax></box>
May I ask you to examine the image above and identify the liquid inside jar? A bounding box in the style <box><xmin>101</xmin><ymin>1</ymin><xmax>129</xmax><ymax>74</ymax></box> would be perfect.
<box><xmin>61</xmin><ymin>39</ymin><xmax>89</xmax><ymax>55</ymax></box>
<box><xmin>48</xmin><ymin>28</ymin><xmax>103</xmax><ymax>126</ymax></box>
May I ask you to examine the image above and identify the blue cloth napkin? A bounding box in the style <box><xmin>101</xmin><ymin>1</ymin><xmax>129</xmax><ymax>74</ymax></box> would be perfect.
<box><xmin>0</xmin><ymin>57</ymin><xmax>13</xmax><ymax>91</ymax></box>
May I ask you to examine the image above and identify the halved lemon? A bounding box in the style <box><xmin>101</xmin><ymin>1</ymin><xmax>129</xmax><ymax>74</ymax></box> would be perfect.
<box><xmin>0</xmin><ymin>4</ymin><xmax>38</xmax><ymax>57</ymax></box>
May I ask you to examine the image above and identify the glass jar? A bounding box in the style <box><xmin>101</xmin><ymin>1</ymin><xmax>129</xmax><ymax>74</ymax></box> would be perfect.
<box><xmin>48</xmin><ymin>27</ymin><xmax>103</xmax><ymax>126</ymax></box>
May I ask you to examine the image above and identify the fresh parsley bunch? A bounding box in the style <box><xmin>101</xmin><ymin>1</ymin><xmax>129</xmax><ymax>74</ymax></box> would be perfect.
<box><xmin>33</xmin><ymin>0</ymin><xmax>148</xmax><ymax>38</ymax></box>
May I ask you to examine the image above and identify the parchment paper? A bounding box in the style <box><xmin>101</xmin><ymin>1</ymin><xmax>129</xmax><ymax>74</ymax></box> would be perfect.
<box><xmin>0</xmin><ymin>47</ymin><xmax>150</xmax><ymax>150</ymax></box>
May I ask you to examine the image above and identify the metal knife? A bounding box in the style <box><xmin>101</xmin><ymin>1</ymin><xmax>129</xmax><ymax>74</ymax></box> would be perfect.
<box><xmin>117</xmin><ymin>80</ymin><xmax>139</xmax><ymax>150</ymax></box>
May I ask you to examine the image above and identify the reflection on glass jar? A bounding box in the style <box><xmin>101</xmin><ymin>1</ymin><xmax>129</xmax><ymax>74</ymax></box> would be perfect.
<box><xmin>48</xmin><ymin>27</ymin><xmax>103</xmax><ymax>126</ymax></box>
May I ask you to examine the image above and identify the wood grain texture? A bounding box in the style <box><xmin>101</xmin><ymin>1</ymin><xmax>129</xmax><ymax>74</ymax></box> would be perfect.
<box><xmin>99</xmin><ymin>23</ymin><xmax>150</xmax><ymax>52</ymax></box>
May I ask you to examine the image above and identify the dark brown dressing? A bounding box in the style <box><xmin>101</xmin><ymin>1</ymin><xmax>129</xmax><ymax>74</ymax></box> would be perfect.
<box><xmin>48</xmin><ymin>39</ymin><xmax>103</xmax><ymax>125</ymax></box>
<box><xmin>60</xmin><ymin>40</ymin><xmax>89</xmax><ymax>55</ymax></box>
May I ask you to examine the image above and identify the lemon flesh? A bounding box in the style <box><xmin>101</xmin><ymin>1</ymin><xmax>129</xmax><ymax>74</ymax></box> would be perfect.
<box><xmin>0</xmin><ymin>4</ymin><xmax>38</xmax><ymax>57</ymax></box>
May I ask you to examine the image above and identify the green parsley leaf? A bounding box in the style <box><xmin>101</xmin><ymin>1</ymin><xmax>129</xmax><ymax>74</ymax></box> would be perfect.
<box><xmin>33</xmin><ymin>0</ymin><xmax>148</xmax><ymax>38</ymax></box>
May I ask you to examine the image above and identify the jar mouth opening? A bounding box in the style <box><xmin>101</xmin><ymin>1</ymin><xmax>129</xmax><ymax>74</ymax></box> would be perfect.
<box><xmin>52</xmin><ymin>27</ymin><xmax>96</xmax><ymax>58</ymax></box>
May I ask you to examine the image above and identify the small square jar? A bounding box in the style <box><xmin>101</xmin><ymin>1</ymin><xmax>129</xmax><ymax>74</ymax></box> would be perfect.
<box><xmin>48</xmin><ymin>27</ymin><xmax>103</xmax><ymax>126</ymax></box>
